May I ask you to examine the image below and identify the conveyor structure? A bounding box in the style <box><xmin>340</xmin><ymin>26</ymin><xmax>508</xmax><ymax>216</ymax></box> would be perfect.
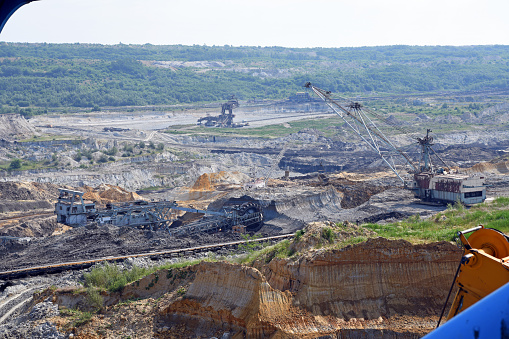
<box><xmin>55</xmin><ymin>188</ymin><xmax>263</xmax><ymax>235</ymax></box>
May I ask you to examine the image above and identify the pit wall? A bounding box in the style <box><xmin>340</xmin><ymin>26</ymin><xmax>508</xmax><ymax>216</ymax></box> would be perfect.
<box><xmin>165</xmin><ymin>239</ymin><xmax>460</xmax><ymax>338</ymax></box>
<box><xmin>49</xmin><ymin>239</ymin><xmax>460</xmax><ymax>338</ymax></box>
<box><xmin>258</xmin><ymin>238</ymin><xmax>460</xmax><ymax>320</ymax></box>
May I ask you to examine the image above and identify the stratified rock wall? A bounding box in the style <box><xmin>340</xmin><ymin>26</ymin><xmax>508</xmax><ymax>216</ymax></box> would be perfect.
<box><xmin>260</xmin><ymin>238</ymin><xmax>460</xmax><ymax>321</ymax></box>
<box><xmin>49</xmin><ymin>239</ymin><xmax>461</xmax><ymax>338</ymax></box>
<box><xmin>160</xmin><ymin>262</ymin><xmax>293</xmax><ymax>338</ymax></box>
<box><xmin>156</xmin><ymin>240</ymin><xmax>460</xmax><ymax>338</ymax></box>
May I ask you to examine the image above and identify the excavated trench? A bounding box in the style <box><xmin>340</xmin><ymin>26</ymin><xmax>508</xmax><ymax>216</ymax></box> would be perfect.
<box><xmin>40</xmin><ymin>231</ymin><xmax>461</xmax><ymax>338</ymax></box>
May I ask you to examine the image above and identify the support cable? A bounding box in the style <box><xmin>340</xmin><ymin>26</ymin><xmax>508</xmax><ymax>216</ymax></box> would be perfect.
<box><xmin>436</xmin><ymin>259</ymin><xmax>463</xmax><ymax>328</ymax></box>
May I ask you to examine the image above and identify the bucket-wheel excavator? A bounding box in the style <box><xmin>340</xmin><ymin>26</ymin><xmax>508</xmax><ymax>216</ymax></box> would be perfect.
<box><xmin>197</xmin><ymin>96</ymin><xmax>248</xmax><ymax>128</ymax></box>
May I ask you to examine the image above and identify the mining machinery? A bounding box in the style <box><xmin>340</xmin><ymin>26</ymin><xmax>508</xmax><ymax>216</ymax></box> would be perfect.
<box><xmin>197</xmin><ymin>95</ymin><xmax>248</xmax><ymax>128</ymax></box>
<box><xmin>446</xmin><ymin>226</ymin><xmax>509</xmax><ymax>320</ymax></box>
<box><xmin>55</xmin><ymin>188</ymin><xmax>263</xmax><ymax>235</ymax></box>
<box><xmin>425</xmin><ymin>226</ymin><xmax>509</xmax><ymax>338</ymax></box>
<box><xmin>304</xmin><ymin>82</ymin><xmax>486</xmax><ymax>205</ymax></box>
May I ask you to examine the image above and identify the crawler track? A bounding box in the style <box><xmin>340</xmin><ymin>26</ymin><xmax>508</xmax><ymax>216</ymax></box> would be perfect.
<box><xmin>0</xmin><ymin>234</ymin><xmax>293</xmax><ymax>281</ymax></box>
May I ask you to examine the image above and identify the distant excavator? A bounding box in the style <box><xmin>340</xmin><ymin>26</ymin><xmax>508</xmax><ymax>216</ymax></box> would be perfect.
<box><xmin>197</xmin><ymin>96</ymin><xmax>248</xmax><ymax>128</ymax></box>
<box><xmin>304</xmin><ymin>82</ymin><xmax>487</xmax><ymax>205</ymax></box>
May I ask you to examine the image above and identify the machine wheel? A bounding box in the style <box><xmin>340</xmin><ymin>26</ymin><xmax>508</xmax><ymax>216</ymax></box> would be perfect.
<box><xmin>467</xmin><ymin>228</ymin><xmax>509</xmax><ymax>259</ymax></box>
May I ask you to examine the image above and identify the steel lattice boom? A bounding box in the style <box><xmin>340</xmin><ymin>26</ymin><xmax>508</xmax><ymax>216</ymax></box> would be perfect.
<box><xmin>304</xmin><ymin>82</ymin><xmax>417</xmax><ymax>182</ymax></box>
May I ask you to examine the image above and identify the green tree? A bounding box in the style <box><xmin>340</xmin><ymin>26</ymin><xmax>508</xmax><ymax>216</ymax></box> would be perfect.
<box><xmin>123</xmin><ymin>144</ymin><xmax>134</xmax><ymax>153</ymax></box>
<box><xmin>8</xmin><ymin>158</ymin><xmax>21</xmax><ymax>170</ymax></box>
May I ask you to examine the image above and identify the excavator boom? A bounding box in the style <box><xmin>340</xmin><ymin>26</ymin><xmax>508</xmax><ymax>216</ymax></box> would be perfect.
<box><xmin>305</xmin><ymin>82</ymin><xmax>417</xmax><ymax>183</ymax></box>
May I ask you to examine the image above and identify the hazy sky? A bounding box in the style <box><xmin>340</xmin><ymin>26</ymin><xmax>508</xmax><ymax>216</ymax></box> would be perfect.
<box><xmin>1</xmin><ymin>0</ymin><xmax>509</xmax><ymax>47</ymax></box>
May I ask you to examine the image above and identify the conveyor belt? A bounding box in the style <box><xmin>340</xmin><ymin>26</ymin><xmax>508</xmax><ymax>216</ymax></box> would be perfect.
<box><xmin>0</xmin><ymin>234</ymin><xmax>293</xmax><ymax>280</ymax></box>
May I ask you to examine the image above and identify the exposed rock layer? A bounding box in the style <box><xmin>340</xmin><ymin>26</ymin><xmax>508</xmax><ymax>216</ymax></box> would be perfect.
<box><xmin>167</xmin><ymin>239</ymin><xmax>459</xmax><ymax>337</ymax></box>
<box><xmin>54</xmin><ymin>238</ymin><xmax>461</xmax><ymax>338</ymax></box>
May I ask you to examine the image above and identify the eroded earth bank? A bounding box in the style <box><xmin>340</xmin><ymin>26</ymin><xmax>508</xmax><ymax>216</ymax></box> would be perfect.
<box><xmin>0</xmin><ymin>222</ymin><xmax>461</xmax><ymax>339</ymax></box>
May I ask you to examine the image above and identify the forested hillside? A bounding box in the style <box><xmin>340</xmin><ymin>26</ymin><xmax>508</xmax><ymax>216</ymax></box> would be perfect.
<box><xmin>0</xmin><ymin>43</ymin><xmax>508</xmax><ymax>113</ymax></box>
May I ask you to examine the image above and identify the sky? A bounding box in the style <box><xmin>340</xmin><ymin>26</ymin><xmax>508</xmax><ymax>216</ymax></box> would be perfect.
<box><xmin>1</xmin><ymin>0</ymin><xmax>509</xmax><ymax>48</ymax></box>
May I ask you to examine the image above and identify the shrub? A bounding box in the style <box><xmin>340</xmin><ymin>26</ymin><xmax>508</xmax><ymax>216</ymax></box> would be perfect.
<box><xmin>321</xmin><ymin>227</ymin><xmax>335</xmax><ymax>243</ymax></box>
<box><xmin>104</xmin><ymin>146</ymin><xmax>118</xmax><ymax>156</ymax></box>
<box><xmin>73</xmin><ymin>153</ymin><xmax>82</xmax><ymax>162</ymax></box>
<box><xmin>84</xmin><ymin>263</ymin><xmax>148</xmax><ymax>292</ymax></box>
<box><xmin>238</xmin><ymin>233</ymin><xmax>261</xmax><ymax>252</ymax></box>
<box><xmin>61</xmin><ymin>308</ymin><xmax>94</xmax><ymax>328</ymax></box>
<box><xmin>123</xmin><ymin>145</ymin><xmax>134</xmax><ymax>153</ymax></box>
<box><xmin>294</xmin><ymin>229</ymin><xmax>305</xmax><ymax>242</ymax></box>
<box><xmin>8</xmin><ymin>158</ymin><xmax>21</xmax><ymax>170</ymax></box>
<box><xmin>98</xmin><ymin>155</ymin><xmax>108</xmax><ymax>163</ymax></box>
<box><xmin>86</xmin><ymin>287</ymin><xmax>104</xmax><ymax>310</ymax></box>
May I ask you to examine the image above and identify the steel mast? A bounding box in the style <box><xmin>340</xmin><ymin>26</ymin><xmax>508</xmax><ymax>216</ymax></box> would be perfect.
<box><xmin>304</xmin><ymin>82</ymin><xmax>418</xmax><ymax>183</ymax></box>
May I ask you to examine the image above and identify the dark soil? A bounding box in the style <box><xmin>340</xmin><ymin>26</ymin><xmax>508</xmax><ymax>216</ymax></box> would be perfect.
<box><xmin>0</xmin><ymin>225</ymin><xmax>244</xmax><ymax>271</ymax></box>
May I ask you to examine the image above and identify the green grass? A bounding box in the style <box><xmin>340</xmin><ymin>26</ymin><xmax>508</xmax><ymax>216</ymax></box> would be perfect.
<box><xmin>334</xmin><ymin>235</ymin><xmax>369</xmax><ymax>248</ymax></box>
<box><xmin>18</xmin><ymin>135</ymin><xmax>81</xmax><ymax>142</ymax></box>
<box><xmin>237</xmin><ymin>239</ymin><xmax>294</xmax><ymax>265</ymax></box>
<box><xmin>362</xmin><ymin>197</ymin><xmax>509</xmax><ymax>242</ymax></box>
<box><xmin>60</xmin><ymin>308</ymin><xmax>94</xmax><ymax>328</ymax></box>
<box><xmin>0</xmin><ymin>159</ymin><xmax>58</xmax><ymax>171</ymax></box>
<box><xmin>84</xmin><ymin>258</ymin><xmax>215</xmax><ymax>293</ymax></box>
<box><xmin>84</xmin><ymin>263</ymin><xmax>150</xmax><ymax>292</ymax></box>
<box><xmin>165</xmin><ymin>117</ymin><xmax>344</xmax><ymax>138</ymax></box>
<box><xmin>139</xmin><ymin>186</ymin><xmax>165</xmax><ymax>191</ymax></box>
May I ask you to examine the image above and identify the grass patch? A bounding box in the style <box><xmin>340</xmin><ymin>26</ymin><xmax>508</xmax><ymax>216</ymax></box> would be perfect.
<box><xmin>321</xmin><ymin>227</ymin><xmax>336</xmax><ymax>243</ymax></box>
<box><xmin>18</xmin><ymin>135</ymin><xmax>81</xmax><ymax>142</ymax></box>
<box><xmin>237</xmin><ymin>239</ymin><xmax>294</xmax><ymax>265</ymax></box>
<box><xmin>334</xmin><ymin>236</ymin><xmax>369</xmax><ymax>248</ymax></box>
<box><xmin>139</xmin><ymin>186</ymin><xmax>165</xmax><ymax>191</ymax></box>
<box><xmin>294</xmin><ymin>229</ymin><xmax>305</xmax><ymax>242</ymax></box>
<box><xmin>84</xmin><ymin>258</ymin><xmax>217</xmax><ymax>294</ymax></box>
<box><xmin>84</xmin><ymin>263</ymin><xmax>150</xmax><ymax>292</ymax></box>
<box><xmin>60</xmin><ymin>308</ymin><xmax>94</xmax><ymax>328</ymax></box>
<box><xmin>157</xmin><ymin>258</ymin><xmax>214</xmax><ymax>271</ymax></box>
<box><xmin>165</xmin><ymin>117</ymin><xmax>344</xmax><ymax>138</ymax></box>
<box><xmin>238</xmin><ymin>233</ymin><xmax>262</xmax><ymax>252</ymax></box>
<box><xmin>0</xmin><ymin>159</ymin><xmax>59</xmax><ymax>171</ymax></box>
<box><xmin>363</xmin><ymin>196</ymin><xmax>509</xmax><ymax>242</ymax></box>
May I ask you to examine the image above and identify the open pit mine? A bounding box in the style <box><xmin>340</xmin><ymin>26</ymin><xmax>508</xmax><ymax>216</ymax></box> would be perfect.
<box><xmin>1</xmin><ymin>92</ymin><xmax>509</xmax><ymax>338</ymax></box>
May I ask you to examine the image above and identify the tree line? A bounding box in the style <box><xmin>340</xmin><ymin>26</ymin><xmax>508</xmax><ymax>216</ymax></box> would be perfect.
<box><xmin>0</xmin><ymin>43</ymin><xmax>508</xmax><ymax>114</ymax></box>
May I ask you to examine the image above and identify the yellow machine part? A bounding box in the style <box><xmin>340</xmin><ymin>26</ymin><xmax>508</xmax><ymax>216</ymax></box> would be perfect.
<box><xmin>447</xmin><ymin>227</ymin><xmax>509</xmax><ymax>320</ymax></box>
